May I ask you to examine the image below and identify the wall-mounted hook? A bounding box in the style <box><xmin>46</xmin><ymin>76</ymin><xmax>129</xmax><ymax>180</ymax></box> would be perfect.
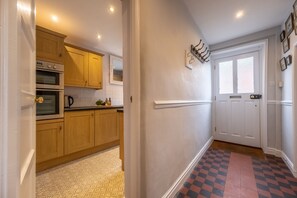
<box><xmin>201</xmin><ymin>50</ymin><xmax>209</xmax><ymax>58</ymax></box>
<box><xmin>194</xmin><ymin>39</ymin><xmax>202</xmax><ymax>48</ymax></box>
<box><xmin>197</xmin><ymin>43</ymin><xmax>204</xmax><ymax>51</ymax></box>
<box><xmin>199</xmin><ymin>47</ymin><xmax>208</xmax><ymax>54</ymax></box>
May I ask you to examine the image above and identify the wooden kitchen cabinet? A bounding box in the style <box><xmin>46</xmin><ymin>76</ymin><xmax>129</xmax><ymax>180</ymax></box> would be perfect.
<box><xmin>88</xmin><ymin>53</ymin><xmax>103</xmax><ymax>89</ymax></box>
<box><xmin>65</xmin><ymin>111</ymin><xmax>95</xmax><ymax>154</ymax></box>
<box><xmin>95</xmin><ymin>109</ymin><xmax>119</xmax><ymax>146</ymax></box>
<box><xmin>64</xmin><ymin>44</ymin><xmax>103</xmax><ymax>89</ymax></box>
<box><xmin>36</xmin><ymin>26</ymin><xmax>66</xmax><ymax>63</ymax></box>
<box><xmin>36</xmin><ymin>119</ymin><xmax>64</xmax><ymax>163</ymax></box>
<box><xmin>118</xmin><ymin>111</ymin><xmax>124</xmax><ymax>170</ymax></box>
<box><xmin>64</xmin><ymin>45</ymin><xmax>89</xmax><ymax>87</ymax></box>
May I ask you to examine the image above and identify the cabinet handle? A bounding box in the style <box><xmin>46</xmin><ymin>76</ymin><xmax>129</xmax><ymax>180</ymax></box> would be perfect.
<box><xmin>59</xmin><ymin>126</ymin><xmax>62</xmax><ymax>131</ymax></box>
<box><xmin>91</xmin><ymin>113</ymin><xmax>94</xmax><ymax>116</ymax></box>
<box><xmin>59</xmin><ymin>53</ymin><xmax>62</xmax><ymax>57</ymax></box>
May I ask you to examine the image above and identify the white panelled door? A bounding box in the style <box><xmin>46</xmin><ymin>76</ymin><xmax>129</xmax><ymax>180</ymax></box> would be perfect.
<box><xmin>17</xmin><ymin>0</ymin><xmax>36</xmax><ymax>196</ymax></box>
<box><xmin>214</xmin><ymin>52</ymin><xmax>261</xmax><ymax>147</ymax></box>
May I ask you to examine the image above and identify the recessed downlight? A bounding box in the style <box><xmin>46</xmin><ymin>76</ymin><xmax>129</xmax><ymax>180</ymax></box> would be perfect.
<box><xmin>51</xmin><ymin>15</ymin><xmax>59</xmax><ymax>22</ymax></box>
<box><xmin>235</xmin><ymin>10</ymin><xmax>244</xmax><ymax>19</ymax></box>
<box><xmin>109</xmin><ymin>6</ymin><xmax>115</xmax><ymax>13</ymax></box>
<box><xmin>97</xmin><ymin>34</ymin><xmax>102</xmax><ymax>40</ymax></box>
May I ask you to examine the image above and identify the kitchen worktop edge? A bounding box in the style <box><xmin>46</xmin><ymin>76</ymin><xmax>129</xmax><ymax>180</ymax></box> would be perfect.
<box><xmin>64</xmin><ymin>105</ymin><xmax>123</xmax><ymax>112</ymax></box>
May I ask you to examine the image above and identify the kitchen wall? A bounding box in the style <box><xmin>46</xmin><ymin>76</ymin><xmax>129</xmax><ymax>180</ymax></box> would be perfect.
<box><xmin>64</xmin><ymin>51</ymin><xmax>123</xmax><ymax>106</ymax></box>
<box><xmin>139</xmin><ymin>0</ymin><xmax>212</xmax><ymax>197</ymax></box>
<box><xmin>210</xmin><ymin>27</ymin><xmax>282</xmax><ymax>151</ymax></box>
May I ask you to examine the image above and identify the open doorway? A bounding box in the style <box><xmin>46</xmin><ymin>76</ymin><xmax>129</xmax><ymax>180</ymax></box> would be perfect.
<box><xmin>35</xmin><ymin>0</ymin><xmax>125</xmax><ymax>197</ymax></box>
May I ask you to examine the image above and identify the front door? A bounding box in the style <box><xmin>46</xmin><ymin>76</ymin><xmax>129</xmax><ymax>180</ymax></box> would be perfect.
<box><xmin>214</xmin><ymin>51</ymin><xmax>261</xmax><ymax>147</ymax></box>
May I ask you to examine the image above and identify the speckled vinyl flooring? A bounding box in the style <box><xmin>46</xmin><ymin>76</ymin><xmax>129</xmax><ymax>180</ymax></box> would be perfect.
<box><xmin>36</xmin><ymin>147</ymin><xmax>124</xmax><ymax>198</ymax></box>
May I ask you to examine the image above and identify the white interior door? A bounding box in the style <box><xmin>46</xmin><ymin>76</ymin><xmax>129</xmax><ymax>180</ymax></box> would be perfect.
<box><xmin>214</xmin><ymin>51</ymin><xmax>261</xmax><ymax>147</ymax></box>
<box><xmin>17</xmin><ymin>0</ymin><xmax>36</xmax><ymax>196</ymax></box>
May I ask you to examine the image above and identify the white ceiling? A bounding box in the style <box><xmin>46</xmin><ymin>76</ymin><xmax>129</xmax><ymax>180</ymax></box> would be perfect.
<box><xmin>36</xmin><ymin>0</ymin><xmax>295</xmax><ymax>56</ymax></box>
<box><xmin>36</xmin><ymin>0</ymin><xmax>122</xmax><ymax>56</ymax></box>
<box><xmin>183</xmin><ymin>0</ymin><xmax>295</xmax><ymax>45</ymax></box>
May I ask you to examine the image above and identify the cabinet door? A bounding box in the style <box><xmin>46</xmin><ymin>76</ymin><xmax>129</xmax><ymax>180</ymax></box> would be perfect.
<box><xmin>36</xmin><ymin>28</ymin><xmax>65</xmax><ymax>63</ymax></box>
<box><xmin>95</xmin><ymin>109</ymin><xmax>119</xmax><ymax>146</ymax></box>
<box><xmin>65</xmin><ymin>111</ymin><xmax>94</xmax><ymax>154</ymax></box>
<box><xmin>36</xmin><ymin>120</ymin><xmax>64</xmax><ymax>163</ymax></box>
<box><xmin>118</xmin><ymin>112</ymin><xmax>124</xmax><ymax>170</ymax></box>
<box><xmin>88</xmin><ymin>53</ymin><xmax>103</xmax><ymax>89</ymax></box>
<box><xmin>64</xmin><ymin>45</ymin><xmax>89</xmax><ymax>87</ymax></box>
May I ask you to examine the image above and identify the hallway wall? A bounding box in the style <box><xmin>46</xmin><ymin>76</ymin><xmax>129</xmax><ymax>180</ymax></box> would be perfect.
<box><xmin>139</xmin><ymin>0</ymin><xmax>212</xmax><ymax>197</ymax></box>
<box><xmin>280</xmin><ymin>12</ymin><xmax>297</xmax><ymax>175</ymax></box>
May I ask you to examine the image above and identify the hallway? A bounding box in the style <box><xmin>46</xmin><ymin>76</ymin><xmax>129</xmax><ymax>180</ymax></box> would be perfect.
<box><xmin>176</xmin><ymin>141</ymin><xmax>297</xmax><ymax>198</ymax></box>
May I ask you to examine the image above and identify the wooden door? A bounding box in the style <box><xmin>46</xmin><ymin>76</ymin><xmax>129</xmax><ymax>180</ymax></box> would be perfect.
<box><xmin>65</xmin><ymin>111</ymin><xmax>95</xmax><ymax>154</ymax></box>
<box><xmin>36</xmin><ymin>119</ymin><xmax>64</xmax><ymax>163</ymax></box>
<box><xmin>36</xmin><ymin>26</ymin><xmax>65</xmax><ymax>63</ymax></box>
<box><xmin>64</xmin><ymin>45</ymin><xmax>89</xmax><ymax>87</ymax></box>
<box><xmin>88</xmin><ymin>53</ymin><xmax>103</xmax><ymax>89</ymax></box>
<box><xmin>95</xmin><ymin>109</ymin><xmax>119</xmax><ymax>146</ymax></box>
<box><xmin>214</xmin><ymin>52</ymin><xmax>261</xmax><ymax>147</ymax></box>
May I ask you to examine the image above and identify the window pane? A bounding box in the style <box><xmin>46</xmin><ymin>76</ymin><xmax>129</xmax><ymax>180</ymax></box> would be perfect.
<box><xmin>219</xmin><ymin>61</ymin><xmax>233</xmax><ymax>94</ymax></box>
<box><xmin>237</xmin><ymin>57</ymin><xmax>254</xmax><ymax>93</ymax></box>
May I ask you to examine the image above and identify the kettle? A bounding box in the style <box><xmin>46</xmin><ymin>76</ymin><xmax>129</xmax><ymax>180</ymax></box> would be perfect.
<box><xmin>64</xmin><ymin>95</ymin><xmax>74</xmax><ymax>108</ymax></box>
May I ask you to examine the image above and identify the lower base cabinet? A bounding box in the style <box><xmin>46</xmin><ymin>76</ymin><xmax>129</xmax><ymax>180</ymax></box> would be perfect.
<box><xmin>95</xmin><ymin>109</ymin><xmax>119</xmax><ymax>146</ymax></box>
<box><xmin>64</xmin><ymin>110</ymin><xmax>95</xmax><ymax>154</ymax></box>
<box><xmin>118</xmin><ymin>112</ymin><xmax>124</xmax><ymax>171</ymax></box>
<box><xmin>36</xmin><ymin>119</ymin><xmax>64</xmax><ymax>163</ymax></box>
<box><xmin>36</xmin><ymin>109</ymin><xmax>120</xmax><ymax>172</ymax></box>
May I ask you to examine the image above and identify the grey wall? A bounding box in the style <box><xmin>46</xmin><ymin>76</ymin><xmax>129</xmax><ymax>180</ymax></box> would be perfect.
<box><xmin>139</xmin><ymin>0</ymin><xmax>212</xmax><ymax>197</ymax></box>
<box><xmin>210</xmin><ymin>27</ymin><xmax>282</xmax><ymax>150</ymax></box>
<box><xmin>280</xmin><ymin>14</ymin><xmax>296</xmax><ymax>167</ymax></box>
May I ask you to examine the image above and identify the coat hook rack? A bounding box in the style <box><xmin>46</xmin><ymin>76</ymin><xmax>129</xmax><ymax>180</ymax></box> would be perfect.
<box><xmin>190</xmin><ymin>40</ymin><xmax>211</xmax><ymax>63</ymax></box>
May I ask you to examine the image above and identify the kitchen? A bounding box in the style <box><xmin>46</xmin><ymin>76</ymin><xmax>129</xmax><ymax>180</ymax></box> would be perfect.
<box><xmin>35</xmin><ymin>0</ymin><xmax>125</xmax><ymax>197</ymax></box>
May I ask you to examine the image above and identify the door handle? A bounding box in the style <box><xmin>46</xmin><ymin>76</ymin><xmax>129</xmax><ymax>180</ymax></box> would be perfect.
<box><xmin>35</xmin><ymin>96</ymin><xmax>44</xmax><ymax>104</ymax></box>
<box><xmin>250</xmin><ymin>94</ymin><xmax>262</xmax><ymax>99</ymax></box>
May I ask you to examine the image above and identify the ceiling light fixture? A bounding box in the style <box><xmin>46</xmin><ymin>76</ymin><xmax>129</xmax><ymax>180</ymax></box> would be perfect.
<box><xmin>109</xmin><ymin>6</ymin><xmax>115</xmax><ymax>13</ymax></box>
<box><xmin>235</xmin><ymin>10</ymin><xmax>244</xmax><ymax>19</ymax></box>
<box><xmin>97</xmin><ymin>34</ymin><xmax>102</xmax><ymax>40</ymax></box>
<box><xmin>51</xmin><ymin>15</ymin><xmax>59</xmax><ymax>22</ymax></box>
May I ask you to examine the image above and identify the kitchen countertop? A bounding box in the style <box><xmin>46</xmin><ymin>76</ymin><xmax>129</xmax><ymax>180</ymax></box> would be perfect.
<box><xmin>64</xmin><ymin>105</ymin><xmax>123</xmax><ymax>112</ymax></box>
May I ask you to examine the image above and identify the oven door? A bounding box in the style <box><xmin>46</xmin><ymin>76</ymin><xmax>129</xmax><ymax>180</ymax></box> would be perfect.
<box><xmin>36</xmin><ymin>89</ymin><xmax>64</xmax><ymax>120</ymax></box>
<box><xmin>36</xmin><ymin>69</ymin><xmax>64</xmax><ymax>89</ymax></box>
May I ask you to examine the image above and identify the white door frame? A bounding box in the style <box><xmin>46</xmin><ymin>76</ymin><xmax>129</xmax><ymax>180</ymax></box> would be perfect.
<box><xmin>122</xmin><ymin>0</ymin><xmax>141</xmax><ymax>197</ymax></box>
<box><xmin>211</xmin><ymin>39</ymin><xmax>268</xmax><ymax>150</ymax></box>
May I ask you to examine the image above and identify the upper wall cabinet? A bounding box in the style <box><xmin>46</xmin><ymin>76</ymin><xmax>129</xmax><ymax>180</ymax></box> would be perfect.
<box><xmin>64</xmin><ymin>44</ymin><xmax>103</xmax><ymax>89</ymax></box>
<box><xmin>36</xmin><ymin>26</ymin><xmax>66</xmax><ymax>64</ymax></box>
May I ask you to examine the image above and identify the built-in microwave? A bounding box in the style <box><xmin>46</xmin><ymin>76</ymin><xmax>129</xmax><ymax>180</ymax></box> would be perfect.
<box><xmin>36</xmin><ymin>60</ymin><xmax>64</xmax><ymax>90</ymax></box>
<box><xmin>36</xmin><ymin>89</ymin><xmax>64</xmax><ymax>120</ymax></box>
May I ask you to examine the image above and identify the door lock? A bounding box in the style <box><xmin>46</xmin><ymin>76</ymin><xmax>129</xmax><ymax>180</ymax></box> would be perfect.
<box><xmin>250</xmin><ymin>94</ymin><xmax>262</xmax><ymax>99</ymax></box>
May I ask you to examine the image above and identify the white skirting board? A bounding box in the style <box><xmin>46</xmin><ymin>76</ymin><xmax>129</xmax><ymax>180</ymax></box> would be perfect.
<box><xmin>162</xmin><ymin>136</ymin><xmax>214</xmax><ymax>198</ymax></box>
<box><xmin>264</xmin><ymin>147</ymin><xmax>297</xmax><ymax>178</ymax></box>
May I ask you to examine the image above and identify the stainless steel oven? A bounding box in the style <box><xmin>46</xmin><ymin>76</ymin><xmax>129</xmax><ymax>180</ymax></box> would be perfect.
<box><xmin>36</xmin><ymin>60</ymin><xmax>64</xmax><ymax>89</ymax></box>
<box><xmin>36</xmin><ymin>60</ymin><xmax>64</xmax><ymax>120</ymax></box>
<box><xmin>36</xmin><ymin>89</ymin><xmax>64</xmax><ymax>120</ymax></box>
